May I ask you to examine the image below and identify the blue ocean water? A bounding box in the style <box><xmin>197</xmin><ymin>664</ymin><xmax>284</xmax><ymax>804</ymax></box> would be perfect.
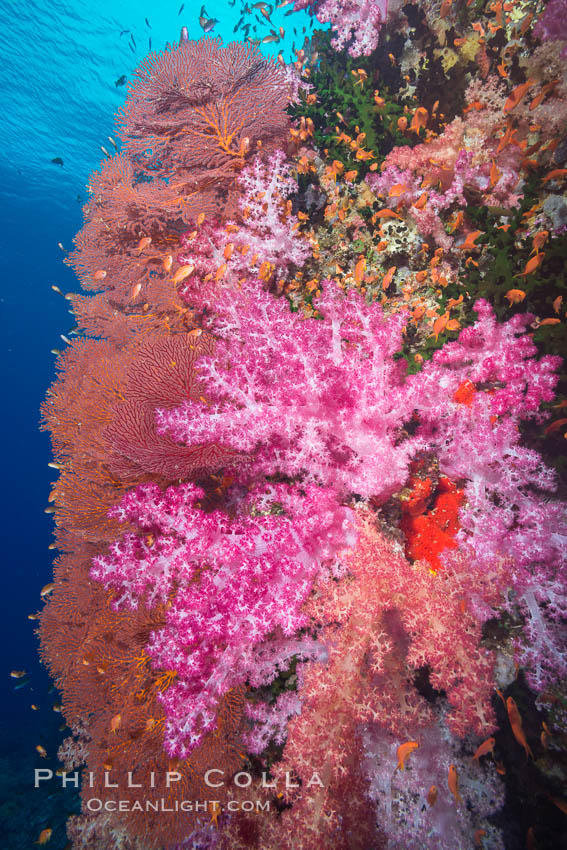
<box><xmin>0</xmin><ymin>2</ymin><xmax>316</xmax><ymax>845</ymax></box>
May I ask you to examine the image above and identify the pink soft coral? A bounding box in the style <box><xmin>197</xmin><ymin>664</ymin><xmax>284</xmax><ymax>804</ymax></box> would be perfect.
<box><xmin>293</xmin><ymin>0</ymin><xmax>389</xmax><ymax>56</ymax></box>
<box><xmin>368</xmin><ymin>131</ymin><xmax>523</xmax><ymax>251</ymax></box>
<box><xmin>158</xmin><ymin>280</ymin><xmax>420</xmax><ymax>501</ymax></box>
<box><xmin>177</xmin><ymin>150</ymin><xmax>311</xmax><ymax>310</ymax></box>
<box><xmin>156</xmin><ymin>288</ymin><xmax>567</xmax><ymax>692</ymax></box>
<box><xmin>240</xmin><ymin>514</ymin><xmax>499</xmax><ymax>850</ymax></box>
<box><xmin>413</xmin><ymin>301</ymin><xmax>566</xmax><ymax>689</ymax></box>
<box><xmin>91</xmin><ymin>480</ymin><xmax>354</xmax><ymax>756</ymax></box>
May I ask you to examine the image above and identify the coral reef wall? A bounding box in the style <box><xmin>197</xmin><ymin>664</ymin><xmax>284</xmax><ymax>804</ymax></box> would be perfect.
<box><xmin>38</xmin><ymin>5</ymin><xmax>567</xmax><ymax>850</ymax></box>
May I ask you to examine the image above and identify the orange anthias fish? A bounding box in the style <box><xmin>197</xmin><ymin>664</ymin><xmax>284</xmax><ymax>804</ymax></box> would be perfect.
<box><xmin>550</xmin><ymin>796</ymin><xmax>567</xmax><ymax>815</ymax></box>
<box><xmin>516</xmin><ymin>252</ymin><xmax>544</xmax><ymax>277</ymax></box>
<box><xmin>506</xmin><ymin>697</ymin><xmax>533</xmax><ymax>759</ymax></box>
<box><xmin>473</xmin><ymin>736</ymin><xmax>496</xmax><ymax>760</ymax></box>
<box><xmin>505</xmin><ymin>289</ymin><xmax>526</xmax><ymax>305</ymax></box>
<box><xmin>490</xmin><ymin>160</ymin><xmax>501</xmax><ymax>188</ymax></box>
<box><xmin>448</xmin><ymin>764</ymin><xmax>462</xmax><ymax>803</ymax></box>
<box><xmin>520</xmin><ymin>11</ymin><xmax>533</xmax><ymax>34</ymax></box>
<box><xmin>136</xmin><ymin>236</ymin><xmax>152</xmax><ymax>254</ymax></box>
<box><xmin>397</xmin><ymin>741</ymin><xmax>419</xmax><ymax>770</ymax></box>
<box><xmin>531</xmin><ymin>230</ymin><xmax>549</xmax><ymax>253</ymax></box>
<box><xmin>426</xmin><ymin>784</ymin><xmax>438</xmax><ymax>806</ymax></box>
<box><xmin>449</xmin><ymin>211</ymin><xmax>464</xmax><ymax>233</ymax></box>
<box><xmin>36</xmin><ymin>745</ymin><xmax>48</xmax><ymax>758</ymax></box>
<box><xmin>526</xmin><ymin>827</ymin><xmax>536</xmax><ymax>850</ymax></box>
<box><xmin>110</xmin><ymin>713</ymin><xmax>122</xmax><ymax>734</ymax></box>
<box><xmin>543</xmin><ymin>168</ymin><xmax>567</xmax><ymax>183</ymax></box>
<box><xmin>382</xmin><ymin>266</ymin><xmax>396</xmax><ymax>290</ymax></box>
<box><xmin>171</xmin><ymin>264</ymin><xmax>194</xmax><ymax>284</ymax></box>
<box><xmin>258</xmin><ymin>261</ymin><xmax>273</xmax><ymax>281</ymax></box>
<box><xmin>410</xmin><ymin>107</ymin><xmax>428</xmax><ymax>133</ymax></box>
<box><xmin>458</xmin><ymin>230</ymin><xmax>483</xmax><ymax>250</ymax></box>
<box><xmin>503</xmin><ymin>80</ymin><xmax>534</xmax><ymax>112</ymax></box>
<box><xmin>355</xmin><ymin>148</ymin><xmax>375</xmax><ymax>161</ymax></box>
<box><xmin>544</xmin><ymin>417</ymin><xmax>567</xmax><ymax>435</ymax></box>
<box><xmin>374</xmin><ymin>209</ymin><xmax>403</xmax><ymax>221</ymax></box>
<box><xmin>354</xmin><ymin>257</ymin><xmax>366</xmax><ymax>285</ymax></box>
<box><xmin>36</xmin><ymin>828</ymin><xmax>53</xmax><ymax>845</ymax></box>
<box><xmin>413</xmin><ymin>192</ymin><xmax>428</xmax><ymax>210</ymax></box>
<box><xmin>432</xmin><ymin>311</ymin><xmax>450</xmax><ymax>341</ymax></box>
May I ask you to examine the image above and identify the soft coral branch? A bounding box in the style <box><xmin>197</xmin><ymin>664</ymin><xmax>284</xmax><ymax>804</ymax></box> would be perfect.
<box><xmin>92</xmin><ymin>481</ymin><xmax>354</xmax><ymax>756</ymax></box>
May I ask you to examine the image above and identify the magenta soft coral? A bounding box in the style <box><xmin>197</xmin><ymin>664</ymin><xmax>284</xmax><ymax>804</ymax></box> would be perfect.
<box><xmin>156</xmin><ymin>286</ymin><xmax>567</xmax><ymax>692</ymax></box>
<box><xmin>413</xmin><ymin>301</ymin><xmax>562</xmax><ymax>579</ymax></box>
<box><xmin>91</xmin><ymin>480</ymin><xmax>354</xmax><ymax>757</ymax></box>
<box><xmin>413</xmin><ymin>301</ymin><xmax>566</xmax><ymax>689</ymax></box>
<box><xmin>158</xmin><ymin>280</ymin><xmax>420</xmax><ymax>501</ymax></box>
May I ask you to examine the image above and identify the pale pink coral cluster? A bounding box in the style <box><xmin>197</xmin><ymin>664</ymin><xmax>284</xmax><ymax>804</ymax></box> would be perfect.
<box><xmin>367</xmin><ymin>126</ymin><xmax>523</xmax><ymax>252</ymax></box>
<box><xmin>293</xmin><ymin>0</ymin><xmax>390</xmax><ymax>56</ymax></box>
<box><xmin>246</xmin><ymin>515</ymin><xmax>502</xmax><ymax>848</ymax></box>
<box><xmin>177</xmin><ymin>150</ymin><xmax>311</xmax><ymax>309</ymax></box>
<box><xmin>362</xmin><ymin>714</ymin><xmax>505</xmax><ymax>850</ymax></box>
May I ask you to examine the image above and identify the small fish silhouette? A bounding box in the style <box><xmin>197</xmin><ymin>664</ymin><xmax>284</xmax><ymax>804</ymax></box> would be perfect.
<box><xmin>51</xmin><ymin>157</ymin><xmax>64</xmax><ymax>166</ymax></box>
<box><xmin>199</xmin><ymin>5</ymin><xmax>219</xmax><ymax>32</ymax></box>
<box><xmin>115</xmin><ymin>75</ymin><xmax>127</xmax><ymax>87</ymax></box>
